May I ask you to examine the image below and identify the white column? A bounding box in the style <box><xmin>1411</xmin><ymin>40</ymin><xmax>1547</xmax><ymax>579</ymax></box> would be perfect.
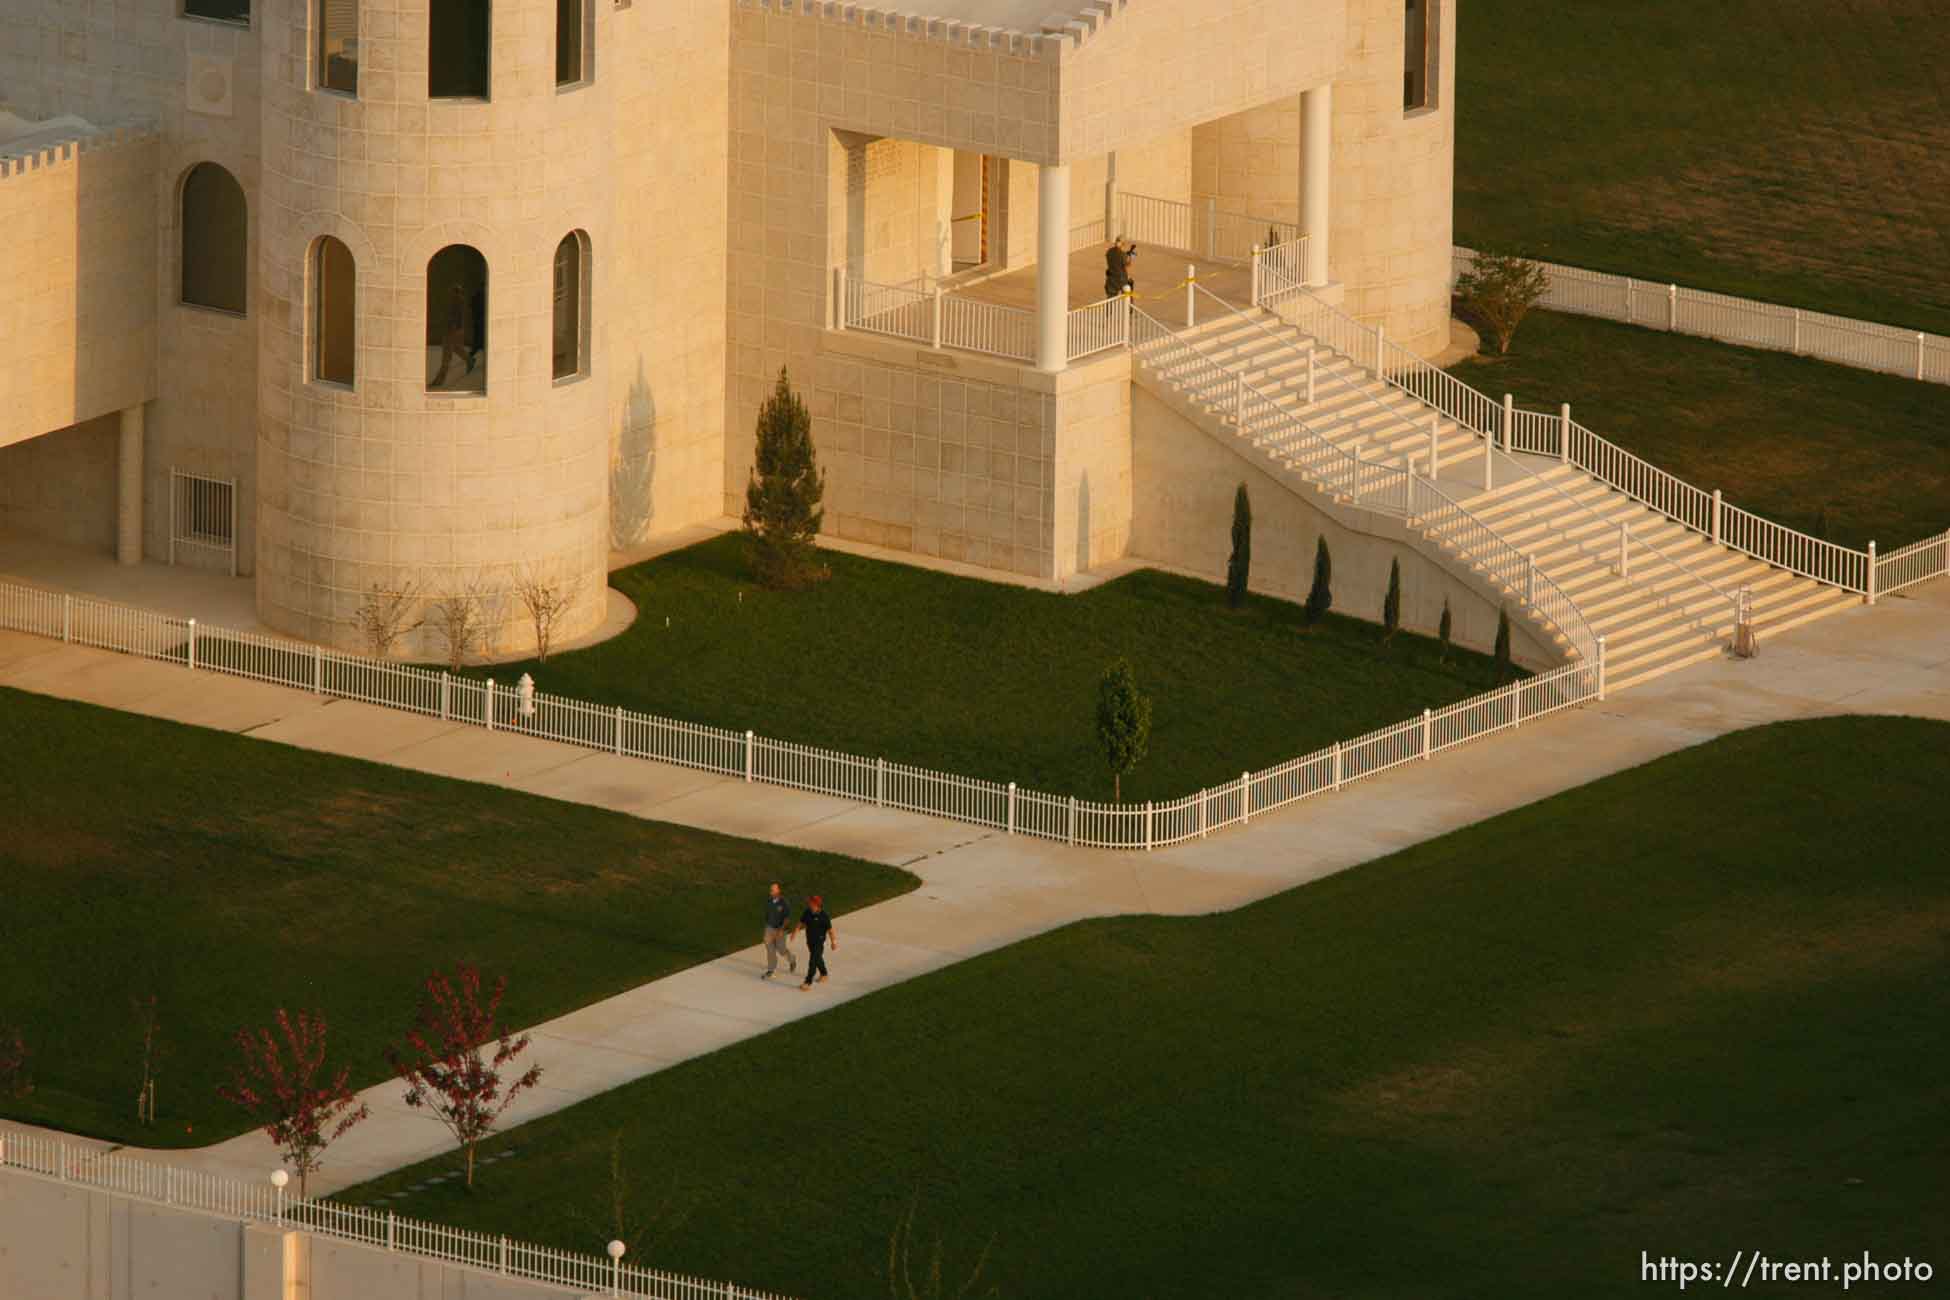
<box><xmin>117</xmin><ymin>403</ymin><xmax>145</xmax><ymax>565</ymax></box>
<box><xmin>1300</xmin><ymin>83</ymin><xmax>1333</xmax><ymax>286</ymax></box>
<box><xmin>1036</xmin><ymin>161</ymin><xmax>1071</xmax><ymax>372</ymax></box>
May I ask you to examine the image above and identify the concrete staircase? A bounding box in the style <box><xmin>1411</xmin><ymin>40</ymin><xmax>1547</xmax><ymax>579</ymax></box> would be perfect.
<box><xmin>1135</xmin><ymin>306</ymin><xmax>1860</xmax><ymax>691</ymax></box>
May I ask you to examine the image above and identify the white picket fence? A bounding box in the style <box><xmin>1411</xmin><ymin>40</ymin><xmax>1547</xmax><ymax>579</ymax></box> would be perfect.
<box><xmin>1264</xmin><ymin>254</ymin><xmax>1950</xmax><ymax>603</ymax></box>
<box><xmin>1452</xmin><ymin>246</ymin><xmax>1950</xmax><ymax>386</ymax></box>
<box><xmin>0</xmin><ymin>568</ymin><xmax>1601</xmax><ymax>852</ymax></box>
<box><xmin>0</xmin><ymin>1128</ymin><xmax>791</xmax><ymax>1300</ymax></box>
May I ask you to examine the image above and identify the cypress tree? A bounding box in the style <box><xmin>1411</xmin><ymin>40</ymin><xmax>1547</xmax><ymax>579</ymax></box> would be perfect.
<box><xmin>1494</xmin><ymin>605</ymin><xmax>1513</xmax><ymax>683</ymax></box>
<box><xmin>1225</xmin><ymin>484</ymin><xmax>1252</xmax><ymax>609</ymax></box>
<box><xmin>1381</xmin><ymin>556</ymin><xmax>1402</xmax><ymax>642</ymax></box>
<box><xmin>1438</xmin><ymin>598</ymin><xmax>1453</xmax><ymax>662</ymax></box>
<box><xmin>1304</xmin><ymin>536</ymin><xmax>1334</xmax><ymax>628</ymax></box>
<box><xmin>742</xmin><ymin>368</ymin><xmax>828</xmax><ymax>588</ymax></box>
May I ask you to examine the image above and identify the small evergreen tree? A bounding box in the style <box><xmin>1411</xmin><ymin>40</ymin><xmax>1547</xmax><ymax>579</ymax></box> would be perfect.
<box><xmin>742</xmin><ymin>368</ymin><xmax>828</xmax><ymax>588</ymax></box>
<box><xmin>1094</xmin><ymin>658</ymin><xmax>1152</xmax><ymax>802</ymax></box>
<box><xmin>1813</xmin><ymin>504</ymin><xmax>1830</xmax><ymax>542</ymax></box>
<box><xmin>1438</xmin><ymin>598</ymin><xmax>1453</xmax><ymax>663</ymax></box>
<box><xmin>1225</xmin><ymin>484</ymin><xmax>1252</xmax><ymax>609</ymax></box>
<box><xmin>1381</xmin><ymin>556</ymin><xmax>1402</xmax><ymax>642</ymax></box>
<box><xmin>1303</xmin><ymin>536</ymin><xmax>1334</xmax><ymax>628</ymax></box>
<box><xmin>1494</xmin><ymin>606</ymin><xmax>1513</xmax><ymax>683</ymax></box>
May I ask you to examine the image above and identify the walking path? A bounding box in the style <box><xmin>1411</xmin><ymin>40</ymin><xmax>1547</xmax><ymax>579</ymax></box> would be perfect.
<box><xmin>2</xmin><ymin>581</ymin><xmax>1945</xmax><ymax>1197</ymax></box>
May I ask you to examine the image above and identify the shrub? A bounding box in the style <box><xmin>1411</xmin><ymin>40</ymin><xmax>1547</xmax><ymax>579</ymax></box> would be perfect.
<box><xmin>1226</xmin><ymin>484</ymin><xmax>1252</xmax><ymax>609</ymax></box>
<box><xmin>742</xmin><ymin>368</ymin><xmax>829</xmax><ymax>589</ymax></box>
<box><xmin>1382</xmin><ymin>557</ymin><xmax>1402</xmax><ymax>642</ymax></box>
<box><xmin>1438</xmin><ymin>598</ymin><xmax>1453</xmax><ymax>662</ymax></box>
<box><xmin>1095</xmin><ymin>658</ymin><xmax>1153</xmax><ymax>802</ymax></box>
<box><xmin>1454</xmin><ymin>252</ymin><xmax>1550</xmax><ymax>355</ymax></box>
<box><xmin>1304</xmin><ymin>537</ymin><xmax>1334</xmax><ymax>628</ymax></box>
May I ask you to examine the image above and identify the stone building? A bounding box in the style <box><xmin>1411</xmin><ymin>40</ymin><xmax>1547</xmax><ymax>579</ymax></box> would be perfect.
<box><xmin>0</xmin><ymin>0</ymin><xmax>1457</xmax><ymax>655</ymax></box>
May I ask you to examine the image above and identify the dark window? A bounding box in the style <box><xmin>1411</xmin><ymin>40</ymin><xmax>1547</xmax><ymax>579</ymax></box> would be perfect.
<box><xmin>427</xmin><ymin>245</ymin><xmax>488</xmax><ymax>393</ymax></box>
<box><xmin>556</xmin><ymin>0</ymin><xmax>588</xmax><ymax>87</ymax></box>
<box><xmin>183</xmin><ymin>0</ymin><xmax>250</xmax><ymax>24</ymax></box>
<box><xmin>553</xmin><ymin>231</ymin><xmax>590</xmax><ymax>380</ymax></box>
<box><xmin>1404</xmin><ymin>0</ymin><xmax>1431</xmax><ymax>111</ymax></box>
<box><xmin>181</xmin><ymin>163</ymin><xmax>248</xmax><ymax>315</ymax></box>
<box><xmin>314</xmin><ymin>237</ymin><xmax>356</xmax><ymax>386</ymax></box>
<box><xmin>318</xmin><ymin>0</ymin><xmax>359</xmax><ymax>95</ymax></box>
<box><xmin>429</xmin><ymin>0</ymin><xmax>491</xmax><ymax>99</ymax></box>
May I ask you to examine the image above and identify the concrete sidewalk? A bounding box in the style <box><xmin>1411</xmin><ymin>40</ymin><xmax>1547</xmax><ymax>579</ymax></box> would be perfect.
<box><xmin>1</xmin><ymin>581</ymin><xmax>1944</xmax><ymax>1196</ymax></box>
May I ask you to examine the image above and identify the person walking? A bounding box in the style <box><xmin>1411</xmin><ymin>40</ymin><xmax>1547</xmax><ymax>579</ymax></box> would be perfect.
<box><xmin>761</xmin><ymin>881</ymin><xmax>797</xmax><ymax>980</ymax></box>
<box><xmin>431</xmin><ymin>284</ymin><xmax>468</xmax><ymax>388</ymax></box>
<box><xmin>1103</xmin><ymin>237</ymin><xmax>1130</xmax><ymax>300</ymax></box>
<box><xmin>797</xmin><ymin>894</ymin><xmax>836</xmax><ymax>991</ymax></box>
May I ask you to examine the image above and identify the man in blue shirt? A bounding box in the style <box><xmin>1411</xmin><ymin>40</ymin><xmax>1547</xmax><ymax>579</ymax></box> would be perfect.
<box><xmin>761</xmin><ymin>882</ymin><xmax>796</xmax><ymax>980</ymax></box>
<box><xmin>798</xmin><ymin>895</ymin><xmax>837</xmax><ymax>991</ymax></box>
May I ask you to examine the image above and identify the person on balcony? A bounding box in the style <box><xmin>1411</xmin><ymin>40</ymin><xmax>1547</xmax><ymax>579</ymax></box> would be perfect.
<box><xmin>1104</xmin><ymin>237</ymin><xmax>1132</xmax><ymax>300</ymax></box>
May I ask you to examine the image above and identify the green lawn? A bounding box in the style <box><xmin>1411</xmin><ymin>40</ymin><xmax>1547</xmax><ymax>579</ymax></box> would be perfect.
<box><xmin>343</xmin><ymin>716</ymin><xmax>1950</xmax><ymax>1300</ymax></box>
<box><xmin>0</xmin><ymin>688</ymin><xmax>915</xmax><ymax>1147</ymax></box>
<box><xmin>473</xmin><ymin>536</ymin><xmax>1505</xmax><ymax>803</ymax></box>
<box><xmin>1450</xmin><ymin>310</ymin><xmax>1950</xmax><ymax>550</ymax></box>
<box><xmin>1458</xmin><ymin>0</ymin><xmax>1950</xmax><ymax>335</ymax></box>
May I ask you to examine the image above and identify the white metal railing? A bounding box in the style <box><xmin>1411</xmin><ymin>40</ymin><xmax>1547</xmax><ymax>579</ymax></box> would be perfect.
<box><xmin>0</xmin><ymin>561</ymin><xmax>1615</xmax><ymax>851</ymax></box>
<box><xmin>1067</xmin><ymin>294</ymin><xmax>1130</xmax><ymax>361</ymax></box>
<box><xmin>833</xmin><ymin>272</ymin><xmax>1135</xmax><ymax>367</ymax></box>
<box><xmin>1261</xmin><ymin>276</ymin><xmax>1950</xmax><ymax>600</ymax></box>
<box><xmin>0</xmin><ymin>1129</ymin><xmax>793</xmax><ymax>1300</ymax></box>
<box><xmin>1113</xmin><ymin>192</ymin><xmax>1300</xmax><ymax>265</ymax></box>
<box><xmin>170</xmin><ymin>468</ymin><xmax>238</xmax><ymax>577</ymax></box>
<box><xmin>941</xmin><ymin>293</ymin><xmax>1037</xmax><ymax>361</ymax></box>
<box><xmin>1453</xmin><ymin>246</ymin><xmax>1950</xmax><ymax>386</ymax></box>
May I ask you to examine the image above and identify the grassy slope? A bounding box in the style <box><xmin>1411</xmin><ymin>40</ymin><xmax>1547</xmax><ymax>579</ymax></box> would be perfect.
<box><xmin>1456</xmin><ymin>0</ymin><xmax>1950</xmax><ymax>335</ymax></box>
<box><xmin>343</xmin><ymin>716</ymin><xmax>1950</xmax><ymax>1300</ymax></box>
<box><xmin>1450</xmin><ymin>310</ymin><xmax>1950</xmax><ymax>549</ymax></box>
<box><xmin>475</xmin><ymin>536</ymin><xmax>1508</xmax><ymax>804</ymax></box>
<box><xmin>0</xmin><ymin>688</ymin><xmax>915</xmax><ymax>1146</ymax></box>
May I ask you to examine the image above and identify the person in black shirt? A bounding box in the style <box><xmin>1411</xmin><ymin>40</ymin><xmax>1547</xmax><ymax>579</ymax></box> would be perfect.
<box><xmin>761</xmin><ymin>881</ymin><xmax>797</xmax><ymax>980</ymax></box>
<box><xmin>797</xmin><ymin>895</ymin><xmax>837</xmax><ymax>991</ymax></box>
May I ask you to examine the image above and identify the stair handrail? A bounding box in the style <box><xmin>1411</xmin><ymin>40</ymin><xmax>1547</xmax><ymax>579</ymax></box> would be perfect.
<box><xmin>1264</xmin><ymin>285</ymin><xmax>1740</xmax><ymax>633</ymax></box>
<box><xmin>1128</xmin><ymin>305</ymin><xmax>1597</xmax><ymax>664</ymax></box>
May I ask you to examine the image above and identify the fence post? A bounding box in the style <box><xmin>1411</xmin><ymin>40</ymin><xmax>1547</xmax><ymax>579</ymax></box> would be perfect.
<box><xmin>1867</xmin><ymin>541</ymin><xmax>1877</xmax><ymax>605</ymax></box>
<box><xmin>930</xmin><ymin>287</ymin><xmax>943</xmax><ymax>349</ymax></box>
<box><xmin>1527</xmin><ymin>554</ymin><xmax>1536</xmax><ymax>606</ymax></box>
<box><xmin>387</xmin><ymin>1211</ymin><xmax>396</xmax><ymax>1251</ymax></box>
<box><xmin>1597</xmin><ymin>634</ymin><xmax>1607</xmax><ymax>702</ymax></box>
<box><xmin>1306</xmin><ymin>348</ymin><xmax>1317</xmax><ymax>404</ymax></box>
<box><xmin>1233</xmin><ymin>371</ymin><xmax>1246</xmax><ymax>428</ymax></box>
<box><xmin>1239</xmin><ymin>771</ymin><xmax>1250</xmax><ymax>824</ymax></box>
<box><xmin>1006</xmin><ymin>781</ymin><xmax>1016</xmax><ymax>834</ymax></box>
<box><xmin>875</xmin><ymin>757</ymin><xmax>885</xmax><ymax>807</ymax></box>
<box><xmin>1206</xmin><ymin>196</ymin><xmax>1218</xmax><ymax>260</ymax></box>
<box><xmin>1250</xmin><ymin>244</ymin><xmax>1261</xmax><ymax>306</ymax></box>
<box><xmin>1421</xmin><ymin>708</ymin><xmax>1432</xmax><ymax>759</ymax></box>
<box><xmin>1918</xmin><ymin>333</ymin><xmax>1928</xmax><ymax>382</ymax></box>
<box><xmin>1428</xmin><ymin>413</ymin><xmax>1440</xmax><ymax>478</ymax></box>
<box><xmin>1143</xmin><ymin>801</ymin><xmax>1153</xmax><ymax>851</ymax></box>
<box><xmin>1185</xmin><ymin>263</ymin><xmax>1196</xmax><ymax>327</ymax></box>
<box><xmin>1198</xmin><ymin>788</ymin><xmax>1207</xmax><ymax>837</ymax></box>
<box><xmin>1375</xmin><ymin>323</ymin><xmax>1387</xmax><ymax>377</ymax></box>
<box><xmin>833</xmin><ymin>266</ymin><xmax>847</xmax><ymax>331</ymax></box>
<box><xmin>1711</xmin><ymin>489</ymin><xmax>1723</xmax><ymax>545</ymax></box>
<box><xmin>485</xmin><ymin>678</ymin><xmax>495</xmax><ymax>730</ymax></box>
<box><xmin>1618</xmin><ymin>524</ymin><xmax>1630</xmax><ymax>578</ymax></box>
<box><xmin>186</xmin><ymin>618</ymin><xmax>197</xmax><ymax>671</ymax></box>
<box><xmin>313</xmin><ymin>645</ymin><xmax>323</xmax><ymax>694</ymax></box>
<box><xmin>1559</xmin><ymin>402</ymin><xmax>1571</xmax><ymax>463</ymax></box>
<box><xmin>744</xmin><ymin>730</ymin><xmax>755</xmax><ymax>781</ymax></box>
<box><xmin>1792</xmin><ymin>308</ymin><xmax>1803</xmax><ymax>354</ymax></box>
<box><xmin>1665</xmin><ymin>282</ymin><xmax>1677</xmax><ymax>331</ymax></box>
<box><xmin>614</xmin><ymin>705</ymin><xmax>625</xmax><ymax>756</ymax></box>
<box><xmin>1401</xmin><ymin>460</ymin><xmax>1413</xmax><ymax>516</ymax></box>
<box><xmin>499</xmin><ymin>1236</ymin><xmax>508</xmax><ymax>1274</ymax></box>
<box><xmin>1625</xmin><ymin>276</ymin><xmax>1635</xmax><ymax>324</ymax></box>
<box><xmin>1500</xmin><ymin>393</ymin><xmax>1514</xmax><ymax>451</ymax></box>
<box><xmin>1067</xmin><ymin>795</ymin><xmax>1077</xmax><ymax>845</ymax></box>
<box><xmin>1332</xmin><ymin>741</ymin><xmax>1343</xmax><ymax>791</ymax></box>
<box><xmin>439</xmin><ymin>670</ymin><xmax>450</xmax><ymax>719</ymax></box>
<box><xmin>1482</xmin><ymin>421</ymin><xmax>1494</xmax><ymax>492</ymax></box>
<box><xmin>61</xmin><ymin>594</ymin><xmax>72</xmax><ymax>642</ymax></box>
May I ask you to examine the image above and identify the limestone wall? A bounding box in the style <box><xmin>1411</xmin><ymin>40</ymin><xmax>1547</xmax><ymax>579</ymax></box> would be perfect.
<box><xmin>1050</xmin><ymin>352</ymin><xmax>1134</xmax><ymax>579</ymax></box>
<box><xmin>0</xmin><ymin>131</ymin><xmax>158</xmax><ymax>454</ymax></box>
<box><xmin>1128</xmin><ymin>385</ymin><xmax>1559</xmax><ymax>666</ymax></box>
<box><xmin>0</xmin><ymin>414</ymin><xmax>120</xmax><ymax>552</ymax></box>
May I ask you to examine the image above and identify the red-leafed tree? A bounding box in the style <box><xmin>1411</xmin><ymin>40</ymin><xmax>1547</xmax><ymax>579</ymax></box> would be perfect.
<box><xmin>386</xmin><ymin>964</ymin><xmax>542</xmax><ymax>1188</ymax></box>
<box><xmin>217</xmin><ymin>1009</ymin><xmax>369</xmax><ymax>1198</ymax></box>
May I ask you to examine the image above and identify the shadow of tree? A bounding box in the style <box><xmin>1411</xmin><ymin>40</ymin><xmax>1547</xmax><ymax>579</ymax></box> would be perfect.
<box><xmin>610</xmin><ymin>359</ymin><xmax>658</xmax><ymax>550</ymax></box>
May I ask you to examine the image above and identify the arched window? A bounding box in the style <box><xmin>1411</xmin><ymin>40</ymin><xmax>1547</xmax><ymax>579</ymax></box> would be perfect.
<box><xmin>180</xmin><ymin>162</ymin><xmax>248</xmax><ymax>315</ymax></box>
<box><xmin>318</xmin><ymin>0</ymin><xmax>359</xmax><ymax>95</ymax></box>
<box><xmin>426</xmin><ymin>245</ymin><xmax>488</xmax><ymax>393</ymax></box>
<box><xmin>429</xmin><ymin>0</ymin><xmax>490</xmax><ymax>99</ymax></box>
<box><xmin>553</xmin><ymin>231</ymin><xmax>590</xmax><ymax>381</ymax></box>
<box><xmin>556</xmin><ymin>0</ymin><xmax>589</xmax><ymax>87</ymax></box>
<box><xmin>313</xmin><ymin>237</ymin><xmax>356</xmax><ymax>386</ymax></box>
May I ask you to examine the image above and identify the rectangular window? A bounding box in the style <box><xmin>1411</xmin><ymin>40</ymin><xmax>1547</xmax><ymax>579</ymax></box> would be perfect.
<box><xmin>1404</xmin><ymin>0</ymin><xmax>1431</xmax><ymax>111</ymax></box>
<box><xmin>184</xmin><ymin>0</ymin><xmax>251</xmax><ymax>23</ymax></box>
<box><xmin>430</xmin><ymin>0</ymin><xmax>491</xmax><ymax>99</ymax></box>
<box><xmin>556</xmin><ymin>0</ymin><xmax>588</xmax><ymax>87</ymax></box>
<box><xmin>318</xmin><ymin>0</ymin><xmax>359</xmax><ymax>95</ymax></box>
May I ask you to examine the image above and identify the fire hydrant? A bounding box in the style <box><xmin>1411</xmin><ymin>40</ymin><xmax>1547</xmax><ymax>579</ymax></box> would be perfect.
<box><xmin>516</xmin><ymin>672</ymin><xmax>536</xmax><ymax>719</ymax></box>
